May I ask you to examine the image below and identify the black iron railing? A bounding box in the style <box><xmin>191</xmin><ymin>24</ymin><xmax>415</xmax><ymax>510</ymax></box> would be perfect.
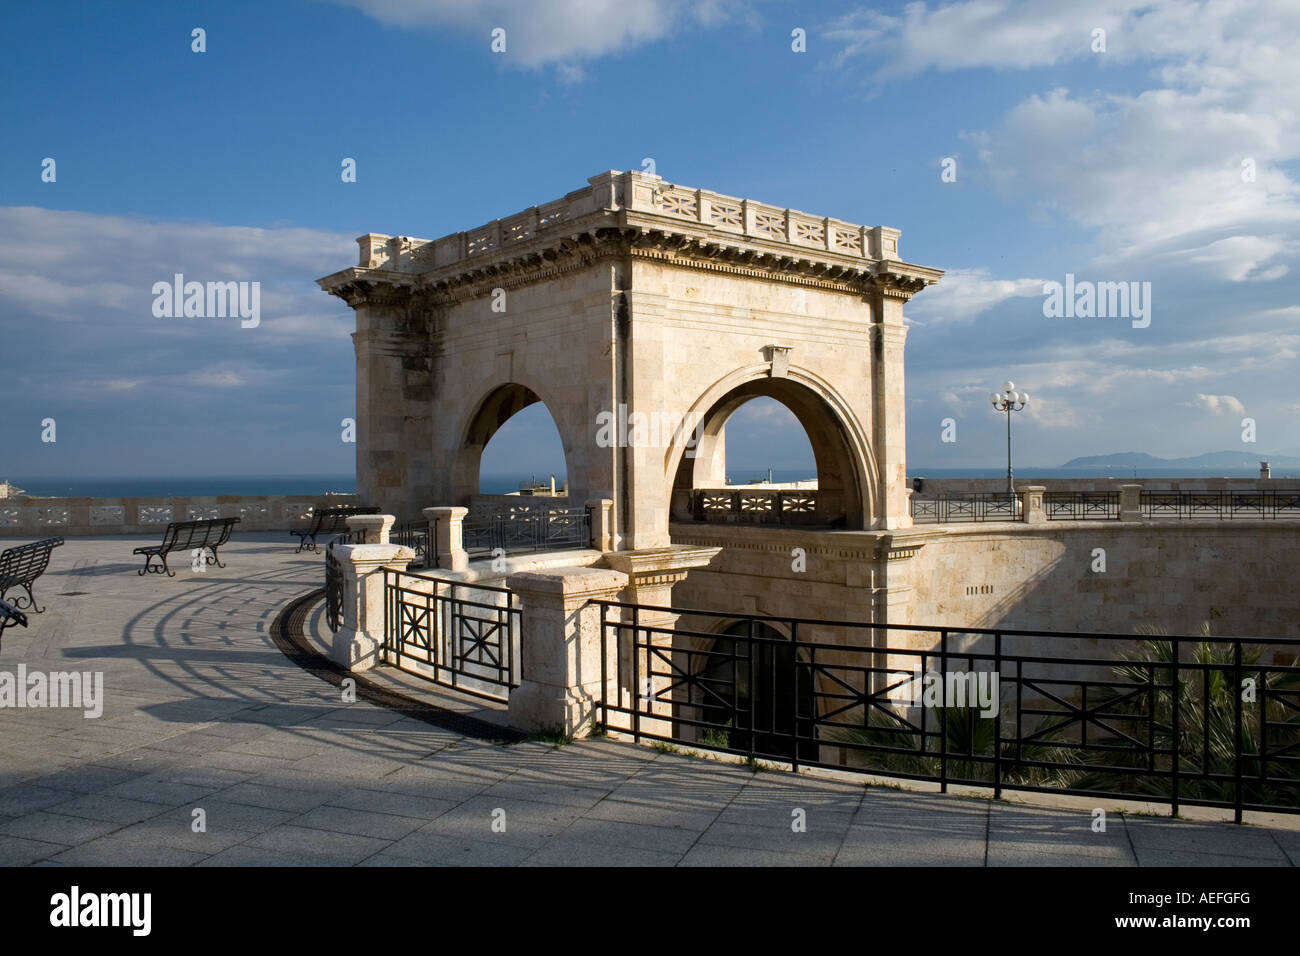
<box><xmin>462</xmin><ymin>505</ymin><xmax>589</xmax><ymax>555</ymax></box>
<box><xmin>910</xmin><ymin>493</ymin><xmax>1021</xmax><ymax>523</ymax></box>
<box><xmin>1044</xmin><ymin>492</ymin><xmax>1120</xmax><ymax>520</ymax></box>
<box><xmin>595</xmin><ymin>601</ymin><xmax>1300</xmax><ymax>820</ymax></box>
<box><xmin>324</xmin><ymin>539</ymin><xmax>346</xmax><ymax>632</ymax></box>
<box><xmin>383</xmin><ymin>568</ymin><xmax>520</xmax><ymax>701</ymax></box>
<box><xmin>1141</xmin><ymin>490</ymin><xmax>1300</xmax><ymax>520</ymax></box>
<box><xmin>390</xmin><ymin>520</ymin><xmax>430</xmax><ymax>567</ymax></box>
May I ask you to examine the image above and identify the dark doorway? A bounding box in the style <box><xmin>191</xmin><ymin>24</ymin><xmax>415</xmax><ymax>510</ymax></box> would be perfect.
<box><xmin>694</xmin><ymin>621</ymin><xmax>817</xmax><ymax>762</ymax></box>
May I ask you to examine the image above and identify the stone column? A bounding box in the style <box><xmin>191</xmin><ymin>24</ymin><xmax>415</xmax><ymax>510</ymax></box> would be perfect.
<box><xmin>332</xmin><ymin>541</ymin><xmax>415</xmax><ymax>671</ymax></box>
<box><xmin>424</xmin><ymin>506</ymin><xmax>468</xmax><ymax>571</ymax></box>
<box><xmin>1020</xmin><ymin>485</ymin><xmax>1046</xmax><ymax>524</ymax></box>
<box><xmin>1119</xmin><ymin>484</ymin><xmax>1143</xmax><ymax>521</ymax></box>
<box><xmin>505</xmin><ymin>567</ymin><xmax>629</xmax><ymax>735</ymax></box>
<box><xmin>586</xmin><ymin>498</ymin><xmax>614</xmax><ymax>552</ymax></box>
<box><xmin>346</xmin><ymin>513</ymin><xmax>394</xmax><ymax>544</ymax></box>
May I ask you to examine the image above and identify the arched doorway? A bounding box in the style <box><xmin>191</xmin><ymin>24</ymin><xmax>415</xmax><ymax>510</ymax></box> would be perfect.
<box><xmin>691</xmin><ymin>620</ymin><xmax>817</xmax><ymax>762</ymax></box>
<box><xmin>452</xmin><ymin>383</ymin><xmax>573</xmax><ymax>504</ymax></box>
<box><xmin>670</xmin><ymin>375</ymin><xmax>870</xmax><ymax>529</ymax></box>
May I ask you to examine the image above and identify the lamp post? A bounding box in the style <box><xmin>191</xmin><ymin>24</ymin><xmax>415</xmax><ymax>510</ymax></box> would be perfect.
<box><xmin>989</xmin><ymin>381</ymin><xmax>1028</xmax><ymax>498</ymax></box>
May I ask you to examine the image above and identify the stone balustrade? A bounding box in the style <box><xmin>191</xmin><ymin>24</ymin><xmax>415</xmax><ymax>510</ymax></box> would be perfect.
<box><xmin>0</xmin><ymin>494</ymin><xmax>360</xmax><ymax>536</ymax></box>
<box><xmin>346</xmin><ymin>170</ymin><xmax>904</xmax><ymax>277</ymax></box>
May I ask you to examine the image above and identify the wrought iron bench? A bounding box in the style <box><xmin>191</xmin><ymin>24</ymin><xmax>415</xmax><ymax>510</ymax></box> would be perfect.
<box><xmin>0</xmin><ymin>597</ymin><xmax>29</xmax><ymax>649</ymax></box>
<box><xmin>290</xmin><ymin>506</ymin><xmax>379</xmax><ymax>553</ymax></box>
<box><xmin>0</xmin><ymin>536</ymin><xmax>64</xmax><ymax>613</ymax></box>
<box><xmin>133</xmin><ymin>517</ymin><xmax>239</xmax><ymax>576</ymax></box>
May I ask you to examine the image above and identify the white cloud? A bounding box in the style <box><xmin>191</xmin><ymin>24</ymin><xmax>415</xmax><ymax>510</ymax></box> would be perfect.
<box><xmin>328</xmin><ymin>0</ymin><xmax>749</xmax><ymax>69</ymax></box>
<box><xmin>1187</xmin><ymin>393</ymin><xmax>1247</xmax><ymax>414</ymax></box>
<box><xmin>906</xmin><ymin>267</ymin><xmax>1046</xmax><ymax>324</ymax></box>
<box><xmin>834</xmin><ymin>1</ymin><xmax>1300</xmax><ymax>270</ymax></box>
<box><xmin>0</xmin><ymin>207</ymin><xmax>355</xmax><ymax>339</ymax></box>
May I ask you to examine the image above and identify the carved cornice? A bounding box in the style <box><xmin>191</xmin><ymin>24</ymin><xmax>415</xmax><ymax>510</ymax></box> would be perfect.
<box><xmin>865</xmin><ymin>268</ymin><xmax>939</xmax><ymax>302</ymax></box>
<box><xmin>373</xmin><ymin>226</ymin><xmax>944</xmax><ymax>306</ymax></box>
<box><xmin>318</xmin><ymin>269</ymin><xmax>416</xmax><ymax>308</ymax></box>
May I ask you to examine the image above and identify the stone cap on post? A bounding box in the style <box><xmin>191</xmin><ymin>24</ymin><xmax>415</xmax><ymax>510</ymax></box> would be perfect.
<box><xmin>1019</xmin><ymin>486</ymin><xmax>1047</xmax><ymax>525</ymax></box>
<box><xmin>424</xmin><ymin>506</ymin><xmax>469</xmax><ymax>572</ymax></box>
<box><xmin>346</xmin><ymin>513</ymin><xmax>394</xmax><ymax>544</ymax></box>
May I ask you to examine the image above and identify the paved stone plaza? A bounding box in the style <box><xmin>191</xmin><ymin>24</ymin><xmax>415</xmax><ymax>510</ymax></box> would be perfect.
<box><xmin>0</xmin><ymin>535</ymin><xmax>1296</xmax><ymax>867</ymax></box>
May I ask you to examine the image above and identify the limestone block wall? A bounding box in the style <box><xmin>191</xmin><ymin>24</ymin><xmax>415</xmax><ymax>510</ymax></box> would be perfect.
<box><xmin>669</xmin><ymin>521</ymin><xmax>1300</xmax><ymax>643</ymax></box>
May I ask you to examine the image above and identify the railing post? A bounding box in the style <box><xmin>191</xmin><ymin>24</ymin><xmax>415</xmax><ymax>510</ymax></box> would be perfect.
<box><xmin>346</xmin><ymin>513</ymin><xmax>394</xmax><ymax>544</ymax></box>
<box><xmin>424</xmin><ymin>506</ymin><xmax>468</xmax><ymax>571</ymax></box>
<box><xmin>330</xmin><ymin>518</ymin><xmax>415</xmax><ymax>672</ymax></box>
<box><xmin>1234</xmin><ymin>641</ymin><xmax>1244</xmax><ymax>824</ymax></box>
<box><xmin>1119</xmin><ymin>483</ymin><xmax>1143</xmax><ymax>521</ymax></box>
<box><xmin>1019</xmin><ymin>485</ymin><xmax>1046</xmax><ymax>524</ymax></box>
<box><xmin>993</xmin><ymin>630</ymin><xmax>1002</xmax><ymax>798</ymax></box>
<box><xmin>1171</xmin><ymin>638</ymin><xmax>1180</xmax><ymax>818</ymax></box>
<box><xmin>586</xmin><ymin>498</ymin><xmax>613</xmax><ymax>552</ymax></box>
<box><xmin>504</xmin><ymin>567</ymin><xmax>629</xmax><ymax>736</ymax></box>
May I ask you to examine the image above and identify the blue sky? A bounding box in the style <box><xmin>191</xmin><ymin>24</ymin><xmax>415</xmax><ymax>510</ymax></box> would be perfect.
<box><xmin>3</xmin><ymin>0</ymin><xmax>1298</xmax><ymax>480</ymax></box>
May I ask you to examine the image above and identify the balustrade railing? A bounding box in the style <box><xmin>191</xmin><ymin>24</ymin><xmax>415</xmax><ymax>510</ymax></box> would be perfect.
<box><xmin>383</xmin><ymin>569</ymin><xmax>520</xmax><ymax>701</ymax></box>
<box><xmin>1141</xmin><ymin>490</ymin><xmax>1300</xmax><ymax>520</ymax></box>
<box><xmin>596</xmin><ymin>601</ymin><xmax>1300</xmax><ymax>819</ymax></box>
<box><xmin>910</xmin><ymin>493</ymin><xmax>1021</xmax><ymax>523</ymax></box>
<box><xmin>1044</xmin><ymin>492</ymin><xmax>1120</xmax><ymax>520</ymax></box>
<box><xmin>690</xmin><ymin>489</ymin><xmax>821</xmax><ymax>525</ymax></box>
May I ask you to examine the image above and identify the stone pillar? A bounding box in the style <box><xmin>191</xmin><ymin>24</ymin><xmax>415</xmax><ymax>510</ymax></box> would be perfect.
<box><xmin>424</xmin><ymin>506</ymin><xmax>468</xmax><ymax>571</ymax></box>
<box><xmin>1119</xmin><ymin>484</ymin><xmax>1143</xmax><ymax>521</ymax></box>
<box><xmin>332</xmin><ymin>541</ymin><xmax>415</xmax><ymax>671</ymax></box>
<box><xmin>1020</xmin><ymin>485</ymin><xmax>1046</xmax><ymax>524</ymax></box>
<box><xmin>901</xmin><ymin>487</ymin><xmax>915</xmax><ymax>529</ymax></box>
<box><xmin>586</xmin><ymin>498</ymin><xmax>614</xmax><ymax>552</ymax></box>
<box><xmin>335</xmin><ymin>269</ymin><xmax>433</xmax><ymax>521</ymax></box>
<box><xmin>505</xmin><ymin>567</ymin><xmax>629</xmax><ymax>735</ymax></box>
<box><xmin>346</xmin><ymin>513</ymin><xmax>394</xmax><ymax>544</ymax></box>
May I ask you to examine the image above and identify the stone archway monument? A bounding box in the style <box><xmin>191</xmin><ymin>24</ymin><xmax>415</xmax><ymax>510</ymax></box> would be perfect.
<box><xmin>318</xmin><ymin>170</ymin><xmax>942</xmax><ymax>548</ymax></box>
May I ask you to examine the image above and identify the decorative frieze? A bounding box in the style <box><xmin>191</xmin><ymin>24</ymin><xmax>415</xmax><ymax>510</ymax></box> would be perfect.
<box><xmin>90</xmin><ymin>506</ymin><xmax>124</xmax><ymax>525</ymax></box>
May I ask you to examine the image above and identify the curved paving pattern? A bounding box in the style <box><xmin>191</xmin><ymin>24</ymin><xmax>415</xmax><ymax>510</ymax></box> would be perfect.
<box><xmin>0</xmin><ymin>534</ymin><xmax>1296</xmax><ymax>867</ymax></box>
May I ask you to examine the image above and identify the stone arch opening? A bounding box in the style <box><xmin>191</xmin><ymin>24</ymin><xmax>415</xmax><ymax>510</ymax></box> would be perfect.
<box><xmin>451</xmin><ymin>383</ymin><xmax>573</xmax><ymax>504</ymax></box>
<box><xmin>668</xmin><ymin>374</ymin><xmax>871</xmax><ymax>529</ymax></box>
<box><xmin>679</xmin><ymin>619</ymin><xmax>817</xmax><ymax>761</ymax></box>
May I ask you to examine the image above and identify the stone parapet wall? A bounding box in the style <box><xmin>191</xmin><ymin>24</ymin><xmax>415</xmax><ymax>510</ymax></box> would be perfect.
<box><xmin>912</xmin><ymin>476</ymin><xmax>1295</xmax><ymax>495</ymax></box>
<box><xmin>0</xmin><ymin>493</ymin><xmax>360</xmax><ymax>536</ymax></box>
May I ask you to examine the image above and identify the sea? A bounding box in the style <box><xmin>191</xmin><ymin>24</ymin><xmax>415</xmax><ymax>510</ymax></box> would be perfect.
<box><xmin>7</xmin><ymin>464</ymin><xmax>1292</xmax><ymax>500</ymax></box>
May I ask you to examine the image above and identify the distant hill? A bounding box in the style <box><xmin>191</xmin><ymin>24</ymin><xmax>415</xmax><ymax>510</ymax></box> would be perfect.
<box><xmin>1061</xmin><ymin>450</ymin><xmax>1300</xmax><ymax>469</ymax></box>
